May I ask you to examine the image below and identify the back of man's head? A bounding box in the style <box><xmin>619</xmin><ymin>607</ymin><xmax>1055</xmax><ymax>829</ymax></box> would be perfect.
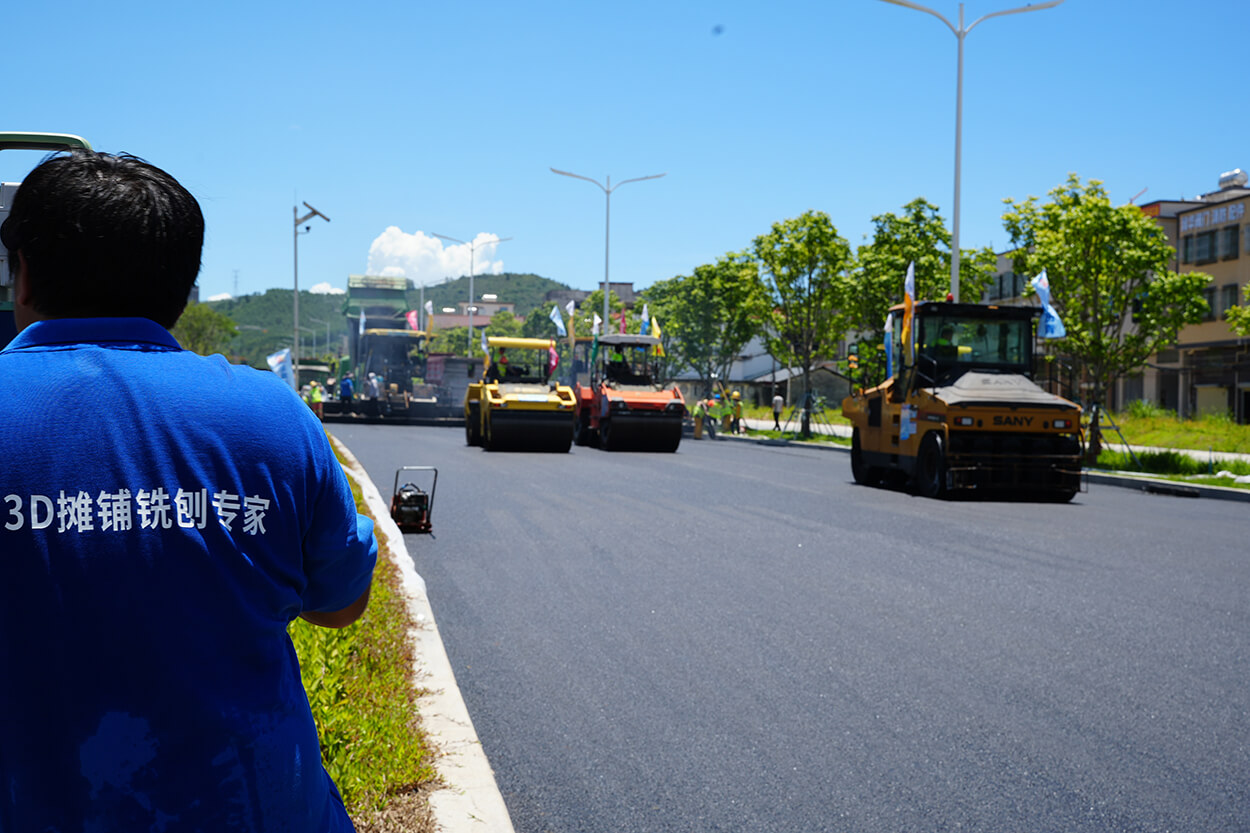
<box><xmin>2</xmin><ymin>150</ymin><xmax>204</xmax><ymax>329</ymax></box>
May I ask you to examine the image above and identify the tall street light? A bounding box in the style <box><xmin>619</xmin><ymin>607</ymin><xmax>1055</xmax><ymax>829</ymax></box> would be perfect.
<box><xmin>878</xmin><ymin>0</ymin><xmax>1062</xmax><ymax>302</ymax></box>
<box><xmin>431</xmin><ymin>232</ymin><xmax>512</xmax><ymax>354</ymax></box>
<box><xmin>551</xmin><ymin>168</ymin><xmax>666</xmax><ymax>329</ymax></box>
<box><xmin>293</xmin><ymin>201</ymin><xmax>330</xmax><ymax>388</ymax></box>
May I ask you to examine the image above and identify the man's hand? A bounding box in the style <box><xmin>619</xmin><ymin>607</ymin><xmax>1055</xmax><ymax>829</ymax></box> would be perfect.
<box><xmin>300</xmin><ymin>585</ymin><xmax>371</xmax><ymax>629</ymax></box>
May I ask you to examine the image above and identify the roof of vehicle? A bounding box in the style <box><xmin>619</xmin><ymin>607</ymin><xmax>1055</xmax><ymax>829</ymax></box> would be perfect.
<box><xmin>486</xmin><ymin>336</ymin><xmax>558</xmax><ymax>350</ymax></box>
<box><xmin>886</xmin><ymin>301</ymin><xmax>1041</xmax><ymax>321</ymax></box>
<box><xmin>597</xmin><ymin>333</ymin><xmax>662</xmax><ymax>347</ymax></box>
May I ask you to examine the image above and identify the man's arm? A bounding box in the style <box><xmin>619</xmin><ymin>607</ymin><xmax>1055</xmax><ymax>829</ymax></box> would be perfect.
<box><xmin>300</xmin><ymin>585</ymin><xmax>371</xmax><ymax>629</ymax></box>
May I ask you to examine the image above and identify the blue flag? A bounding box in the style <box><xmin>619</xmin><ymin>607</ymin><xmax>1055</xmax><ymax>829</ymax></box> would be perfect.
<box><xmin>549</xmin><ymin>304</ymin><xmax>567</xmax><ymax>337</ymax></box>
<box><xmin>1031</xmin><ymin>270</ymin><xmax>1066</xmax><ymax>339</ymax></box>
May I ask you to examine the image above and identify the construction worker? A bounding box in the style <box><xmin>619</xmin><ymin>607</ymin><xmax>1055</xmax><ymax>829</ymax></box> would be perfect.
<box><xmin>308</xmin><ymin>380</ymin><xmax>324</xmax><ymax>421</ymax></box>
<box><xmin>691</xmin><ymin>397</ymin><xmax>706</xmax><ymax>439</ymax></box>
<box><xmin>731</xmin><ymin>391</ymin><xmax>743</xmax><ymax>434</ymax></box>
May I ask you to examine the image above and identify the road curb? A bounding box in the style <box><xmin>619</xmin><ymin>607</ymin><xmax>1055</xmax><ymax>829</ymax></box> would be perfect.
<box><xmin>332</xmin><ymin>436</ymin><xmax>517</xmax><ymax>833</ymax></box>
<box><xmin>721</xmin><ymin>432</ymin><xmax>1250</xmax><ymax>502</ymax></box>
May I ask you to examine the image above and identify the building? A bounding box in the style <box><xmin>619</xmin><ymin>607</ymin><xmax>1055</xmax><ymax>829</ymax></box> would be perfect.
<box><xmin>1141</xmin><ymin>170</ymin><xmax>1250</xmax><ymax>422</ymax></box>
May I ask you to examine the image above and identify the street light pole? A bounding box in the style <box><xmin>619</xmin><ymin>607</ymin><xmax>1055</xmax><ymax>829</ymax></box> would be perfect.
<box><xmin>877</xmin><ymin>0</ymin><xmax>1062</xmax><ymax>302</ymax></box>
<box><xmin>550</xmin><ymin>168</ymin><xmax>666</xmax><ymax>330</ymax></box>
<box><xmin>293</xmin><ymin>201</ymin><xmax>330</xmax><ymax>389</ymax></box>
<box><xmin>431</xmin><ymin>232</ymin><xmax>512</xmax><ymax>354</ymax></box>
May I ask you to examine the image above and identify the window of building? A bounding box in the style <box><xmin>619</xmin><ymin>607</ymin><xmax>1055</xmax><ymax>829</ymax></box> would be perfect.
<box><xmin>1221</xmin><ymin>225</ymin><xmax>1240</xmax><ymax>259</ymax></box>
<box><xmin>1202</xmin><ymin>286</ymin><xmax>1217</xmax><ymax>320</ymax></box>
<box><xmin>1222</xmin><ymin>284</ymin><xmax>1240</xmax><ymax>318</ymax></box>
<box><xmin>1195</xmin><ymin>231</ymin><xmax>1217</xmax><ymax>264</ymax></box>
<box><xmin>1182</xmin><ymin>235</ymin><xmax>1194</xmax><ymax>264</ymax></box>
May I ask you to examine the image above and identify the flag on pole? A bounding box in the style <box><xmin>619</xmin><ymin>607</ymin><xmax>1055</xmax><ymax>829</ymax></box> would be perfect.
<box><xmin>549</xmin><ymin>304</ymin><xmax>567</xmax><ymax>337</ymax></box>
<box><xmin>884</xmin><ymin>311</ymin><xmax>894</xmax><ymax>378</ymax></box>
<box><xmin>358</xmin><ymin>309</ymin><xmax>366</xmax><ymax>336</ymax></box>
<box><xmin>901</xmin><ymin>261</ymin><xmax>915</xmax><ymax>364</ymax></box>
<box><xmin>424</xmin><ymin>299</ymin><xmax>434</xmax><ymax>316</ymax></box>
<box><xmin>592</xmin><ymin>313</ymin><xmax>602</xmax><ymax>336</ymax></box>
<box><xmin>651</xmin><ymin>315</ymin><xmax>666</xmax><ymax>358</ymax></box>
<box><xmin>565</xmin><ymin>299</ymin><xmax>575</xmax><ymax>317</ymax></box>
<box><xmin>640</xmin><ymin>303</ymin><xmax>650</xmax><ymax>335</ymax></box>
<box><xmin>1031</xmin><ymin>270</ymin><xmax>1067</xmax><ymax>339</ymax></box>
<box><xmin>480</xmin><ymin>328</ymin><xmax>488</xmax><ymax>355</ymax></box>
<box><xmin>405</xmin><ymin>310</ymin><xmax>419</xmax><ymax>330</ymax></box>
<box><xmin>267</xmin><ymin>347</ymin><xmax>296</xmax><ymax>390</ymax></box>
<box><xmin>548</xmin><ymin>342</ymin><xmax>560</xmax><ymax>375</ymax></box>
<box><xmin>619</xmin><ymin>311</ymin><xmax>626</xmax><ymax>334</ymax></box>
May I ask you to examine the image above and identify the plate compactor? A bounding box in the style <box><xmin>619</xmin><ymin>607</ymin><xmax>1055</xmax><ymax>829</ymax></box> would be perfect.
<box><xmin>389</xmin><ymin>466</ymin><xmax>438</xmax><ymax>534</ymax></box>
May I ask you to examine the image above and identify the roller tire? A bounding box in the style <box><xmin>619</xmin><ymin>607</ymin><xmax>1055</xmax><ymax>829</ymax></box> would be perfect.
<box><xmin>465</xmin><ymin>405</ymin><xmax>481</xmax><ymax>446</ymax></box>
<box><xmin>850</xmin><ymin>428</ymin><xmax>875</xmax><ymax>486</ymax></box>
<box><xmin>574</xmin><ymin>412</ymin><xmax>592</xmax><ymax>447</ymax></box>
<box><xmin>915</xmin><ymin>432</ymin><xmax>948</xmax><ymax>499</ymax></box>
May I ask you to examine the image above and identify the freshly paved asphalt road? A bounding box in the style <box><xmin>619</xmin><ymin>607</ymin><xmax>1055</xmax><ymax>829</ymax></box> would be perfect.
<box><xmin>334</xmin><ymin>423</ymin><xmax>1249</xmax><ymax>833</ymax></box>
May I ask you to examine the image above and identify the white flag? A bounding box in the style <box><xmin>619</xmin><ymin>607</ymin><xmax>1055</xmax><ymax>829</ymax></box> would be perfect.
<box><xmin>267</xmin><ymin>347</ymin><xmax>296</xmax><ymax>390</ymax></box>
<box><xmin>565</xmin><ymin>299</ymin><xmax>575</xmax><ymax>317</ymax></box>
<box><xmin>480</xmin><ymin>328</ymin><xmax>488</xmax><ymax>354</ymax></box>
<box><xmin>549</xmin><ymin>304</ymin><xmax>567</xmax><ymax>337</ymax></box>
<box><xmin>592</xmin><ymin>313</ymin><xmax>602</xmax><ymax>335</ymax></box>
<box><xmin>423</xmin><ymin>299</ymin><xmax>433</xmax><ymax>316</ymax></box>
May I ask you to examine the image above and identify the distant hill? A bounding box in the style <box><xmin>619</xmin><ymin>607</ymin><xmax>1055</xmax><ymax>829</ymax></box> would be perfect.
<box><xmin>204</xmin><ymin>272</ymin><xmax>573</xmax><ymax>367</ymax></box>
<box><xmin>413</xmin><ymin>272</ymin><xmax>572</xmax><ymax>316</ymax></box>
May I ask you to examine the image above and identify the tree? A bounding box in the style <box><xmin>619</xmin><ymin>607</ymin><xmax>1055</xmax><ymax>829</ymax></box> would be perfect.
<box><xmin>1002</xmin><ymin>174</ymin><xmax>1211</xmax><ymax>458</ymax></box>
<box><xmin>753</xmin><ymin>211</ymin><xmax>853</xmax><ymax>438</ymax></box>
<box><xmin>426</xmin><ymin>326</ymin><xmax>471</xmax><ymax>357</ymax></box>
<box><xmin>851</xmin><ymin>198</ymin><xmax>995</xmax><ymax>385</ymax></box>
<box><xmin>1227</xmin><ymin>286</ymin><xmax>1250</xmax><ymax>336</ymax></box>
<box><xmin>173</xmin><ymin>302</ymin><xmax>238</xmax><ymax>357</ymax></box>
<box><xmin>640</xmin><ymin>251</ymin><xmax>765</xmax><ymax>392</ymax></box>
<box><xmin>522</xmin><ymin>304</ymin><xmax>571</xmax><ymax>340</ymax></box>
<box><xmin>483</xmin><ymin>309</ymin><xmax>523</xmax><ymax>339</ymax></box>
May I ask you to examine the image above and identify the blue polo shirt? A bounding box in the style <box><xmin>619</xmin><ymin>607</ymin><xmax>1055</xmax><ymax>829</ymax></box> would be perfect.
<box><xmin>0</xmin><ymin>318</ymin><xmax>377</xmax><ymax>832</ymax></box>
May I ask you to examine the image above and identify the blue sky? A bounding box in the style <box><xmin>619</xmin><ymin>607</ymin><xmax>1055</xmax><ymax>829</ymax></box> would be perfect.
<box><xmin>6</xmin><ymin>1</ymin><xmax>1246</xmax><ymax>303</ymax></box>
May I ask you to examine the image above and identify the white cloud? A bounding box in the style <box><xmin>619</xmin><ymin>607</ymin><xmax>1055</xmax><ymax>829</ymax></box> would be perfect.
<box><xmin>366</xmin><ymin>227</ymin><xmax>506</xmax><ymax>287</ymax></box>
<box><xmin>205</xmin><ymin>292</ymin><xmax>232</xmax><ymax>302</ymax></box>
<box><xmin>309</xmin><ymin>282</ymin><xmax>346</xmax><ymax>295</ymax></box>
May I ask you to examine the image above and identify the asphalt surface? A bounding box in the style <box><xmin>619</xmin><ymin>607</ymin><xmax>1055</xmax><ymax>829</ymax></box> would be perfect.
<box><xmin>334</xmin><ymin>423</ymin><xmax>1249</xmax><ymax>833</ymax></box>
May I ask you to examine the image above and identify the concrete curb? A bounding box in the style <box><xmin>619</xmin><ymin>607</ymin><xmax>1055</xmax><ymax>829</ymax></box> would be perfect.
<box><xmin>719</xmin><ymin>431</ymin><xmax>1250</xmax><ymax>502</ymax></box>
<box><xmin>331</xmin><ymin>436</ymin><xmax>517</xmax><ymax>833</ymax></box>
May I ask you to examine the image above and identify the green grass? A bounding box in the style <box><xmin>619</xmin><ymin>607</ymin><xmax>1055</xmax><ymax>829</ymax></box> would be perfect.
<box><xmin>1092</xmin><ymin>403</ymin><xmax>1250</xmax><ymax>455</ymax></box>
<box><xmin>288</xmin><ymin>448</ymin><xmax>438</xmax><ymax>821</ymax></box>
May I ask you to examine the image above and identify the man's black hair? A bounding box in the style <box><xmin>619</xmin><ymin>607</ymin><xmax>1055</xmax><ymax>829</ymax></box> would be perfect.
<box><xmin>2</xmin><ymin>150</ymin><xmax>204</xmax><ymax>329</ymax></box>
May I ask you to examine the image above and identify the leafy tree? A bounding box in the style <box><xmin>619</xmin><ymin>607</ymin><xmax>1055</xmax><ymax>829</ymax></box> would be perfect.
<box><xmin>1227</xmin><ymin>286</ymin><xmax>1250</xmax><ymax>336</ymax></box>
<box><xmin>483</xmin><ymin>309</ymin><xmax>523</xmax><ymax>339</ymax></box>
<box><xmin>426</xmin><ymin>326</ymin><xmax>471</xmax><ymax>357</ymax></box>
<box><xmin>641</xmin><ymin>251</ymin><xmax>765</xmax><ymax>393</ymax></box>
<box><xmin>753</xmin><ymin>211</ymin><xmax>854</xmax><ymax>437</ymax></box>
<box><xmin>1002</xmin><ymin>174</ymin><xmax>1211</xmax><ymax>458</ymax></box>
<box><xmin>522</xmin><ymin>303</ymin><xmax>572</xmax><ymax>339</ymax></box>
<box><xmin>851</xmin><ymin>197</ymin><xmax>995</xmax><ymax>385</ymax></box>
<box><xmin>173</xmin><ymin>302</ymin><xmax>238</xmax><ymax>357</ymax></box>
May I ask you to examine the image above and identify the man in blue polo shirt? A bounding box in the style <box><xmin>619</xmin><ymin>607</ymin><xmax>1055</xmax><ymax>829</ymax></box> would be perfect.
<box><xmin>0</xmin><ymin>151</ymin><xmax>376</xmax><ymax>831</ymax></box>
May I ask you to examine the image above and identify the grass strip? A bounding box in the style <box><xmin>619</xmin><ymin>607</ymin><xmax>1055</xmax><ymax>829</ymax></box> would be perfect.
<box><xmin>287</xmin><ymin>445</ymin><xmax>439</xmax><ymax>827</ymax></box>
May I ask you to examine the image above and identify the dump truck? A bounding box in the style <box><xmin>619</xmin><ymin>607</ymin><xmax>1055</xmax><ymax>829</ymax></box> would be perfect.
<box><xmin>464</xmin><ymin>336</ymin><xmax>576</xmax><ymax>452</ymax></box>
<box><xmin>841</xmin><ymin>301</ymin><xmax>1083</xmax><ymax>501</ymax></box>
<box><xmin>573</xmin><ymin>333</ymin><xmax>685</xmax><ymax>452</ymax></box>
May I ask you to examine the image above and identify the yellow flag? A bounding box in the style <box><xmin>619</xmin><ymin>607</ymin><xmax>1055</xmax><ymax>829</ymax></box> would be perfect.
<box><xmin>652</xmin><ymin>316</ymin><xmax>666</xmax><ymax>358</ymax></box>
